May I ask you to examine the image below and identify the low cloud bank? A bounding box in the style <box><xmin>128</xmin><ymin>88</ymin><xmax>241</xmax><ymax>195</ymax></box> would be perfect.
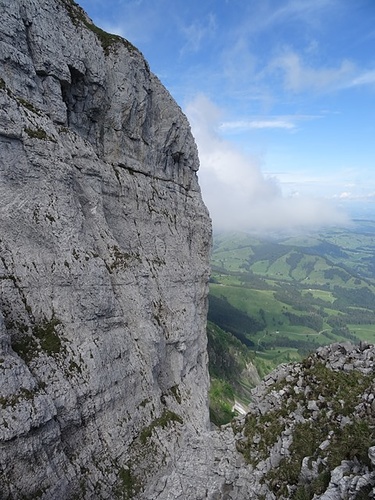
<box><xmin>186</xmin><ymin>94</ymin><xmax>350</xmax><ymax>234</ymax></box>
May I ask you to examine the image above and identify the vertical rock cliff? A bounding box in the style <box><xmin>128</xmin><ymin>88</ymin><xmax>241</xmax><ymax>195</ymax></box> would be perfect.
<box><xmin>0</xmin><ymin>0</ymin><xmax>211</xmax><ymax>497</ymax></box>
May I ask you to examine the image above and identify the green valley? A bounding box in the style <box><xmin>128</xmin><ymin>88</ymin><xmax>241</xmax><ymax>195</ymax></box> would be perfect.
<box><xmin>207</xmin><ymin>220</ymin><xmax>375</xmax><ymax>424</ymax></box>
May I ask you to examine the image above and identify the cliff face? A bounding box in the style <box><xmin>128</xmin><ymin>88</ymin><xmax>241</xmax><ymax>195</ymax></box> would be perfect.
<box><xmin>0</xmin><ymin>0</ymin><xmax>211</xmax><ymax>497</ymax></box>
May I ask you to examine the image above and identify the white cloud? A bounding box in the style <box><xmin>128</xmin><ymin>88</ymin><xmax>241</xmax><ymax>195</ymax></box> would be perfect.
<box><xmin>180</xmin><ymin>13</ymin><xmax>217</xmax><ymax>54</ymax></box>
<box><xmin>347</xmin><ymin>70</ymin><xmax>375</xmax><ymax>88</ymax></box>
<box><xmin>271</xmin><ymin>50</ymin><xmax>354</xmax><ymax>92</ymax></box>
<box><xmin>271</xmin><ymin>0</ymin><xmax>338</xmax><ymax>25</ymax></box>
<box><xmin>233</xmin><ymin>0</ymin><xmax>338</xmax><ymax>39</ymax></box>
<box><xmin>185</xmin><ymin>94</ymin><xmax>350</xmax><ymax>233</ymax></box>
<box><xmin>219</xmin><ymin>114</ymin><xmax>321</xmax><ymax>132</ymax></box>
<box><xmin>339</xmin><ymin>192</ymin><xmax>352</xmax><ymax>199</ymax></box>
<box><xmin>220</xmin><ymin>118</ymin><xmax>296</xmax><ymax>131</ymax></box>
<box><xmin>337</xmin><ymin>191</ymin><xmax>375</xmax><ymax>201</ymax></box>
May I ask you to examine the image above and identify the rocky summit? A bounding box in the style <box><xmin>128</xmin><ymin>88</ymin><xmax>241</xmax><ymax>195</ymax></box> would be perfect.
<box><xmin>142</xmin><ymin>342</ymin><xmax>375</xmax><ymax>499</ymax></box>
<box><xmin>1</xmin><ymin>1</ymin><xmax>375</xmax><ymax>500</ymax></box>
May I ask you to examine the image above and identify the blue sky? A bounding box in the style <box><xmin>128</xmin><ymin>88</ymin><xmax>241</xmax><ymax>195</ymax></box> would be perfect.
<box><xmin>77</xmin><ymin>0</ymin><xmax>375</xmax><ymax>232</ymax></box>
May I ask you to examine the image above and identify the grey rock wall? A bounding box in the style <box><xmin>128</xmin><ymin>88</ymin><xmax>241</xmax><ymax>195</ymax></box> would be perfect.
<box><xmin>0</xmin><ymin>0</ymin><xmax>211</xmax><ymax>497</ymax></box>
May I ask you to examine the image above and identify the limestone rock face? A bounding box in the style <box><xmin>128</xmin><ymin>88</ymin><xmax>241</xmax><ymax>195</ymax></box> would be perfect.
<box><xmin>0</xmin><ymin>0</ymin><xmax>211</xmax><ymax>497</ymax></box>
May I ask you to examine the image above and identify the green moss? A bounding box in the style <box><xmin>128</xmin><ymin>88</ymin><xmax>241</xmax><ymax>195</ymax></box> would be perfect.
<box><xmin>17</xmin><ymin>98</ymin><xmax>42</xmax><ymax>115</ymax></box>
<box><xmin>109</xmin><ymin>246</ymin><xmax>141</xmax><ymax>272</ymax></box>
<box><xmin>169</xmin><ymin>385</ymin><xmax>182</xmax><ymax>404</ymax></box>
<box><xmin>0</xmin><ymin>80</ymin><xmax>43</xmax><ymax>117</ymax></box>
<box><xmin>240</xmin><ymin>409</ymin><xmax>288</xmax><ymax>463</ymax></box>
<box><xmin>33</xmin><ymin>318</ymin><xmax>62</xmax><ymax>355</ymax></box>
<box><xmin>139</xmin><ymin>410</ymin><xmax>183</xmax><ymax>445</ymax></box>
<box><xmin>24</xmin><ymin>127</ymin><xmax>48</xmax><ymax>140</ymax></box>
<box><xmin>60</xmin><ymin>0</ymin><xmax>87</xmax><ymax>24</ymax></box>
<box><xmin>327</xmin><ymin>420</ymin><xmax>374</xmax><ymax>468</ymax></box>
<box><xmin>11</xmin><ymin>335</ymin><xmax>39</xmax><ymax>363</ymax></box>
<box><xmin>266</xmin><ymin>420</ymin><xmax>327</xmax><ymax>496</ymax></box>
<box><xmin>260</xmin><ymin>412</ymin><xmax>285</xmax><ymax>450</ymax></box>
<box><xmin>116</xmin><ymin>464</ymin><xmax>141</xmax><ymax>499</ymax></box>
<box><xmin>0</xmin><ymin>387</ymin><xmax>36</xmax><ymax>409</ymax></box>
<box><xmin>68</xmin><ymin>360</ymin><xmax>82</xmax><ymax>375</ymax></box>
<box><xmin>235</xmin><ymin>354</ymin><xmax>375</xmax><ymax>497</ymax></box>
<box><xmin>302</xmin><ymin>361</ymin><xmax>371</xmax><ymax>415</ymax></box>
<box><xmin>84</xmin><ymin>23</ymin><xmax>126</xmax><ymax>55</ymax></box>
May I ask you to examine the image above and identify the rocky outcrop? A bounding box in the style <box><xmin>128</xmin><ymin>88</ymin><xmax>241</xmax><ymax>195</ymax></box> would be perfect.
<box><xmin>0</xmin><ymin>0</ymin><xmax>211</xmax><ymax>497</ymax></box>
<box><xmin>143</xmin><ymin>342</ymin><xmax>375</xmax><ymax>499</ymax></box>
<box><xmin>232</xmin><ymin>342</ymin><xmax>375</xmax><ymax>499</ymax></box>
